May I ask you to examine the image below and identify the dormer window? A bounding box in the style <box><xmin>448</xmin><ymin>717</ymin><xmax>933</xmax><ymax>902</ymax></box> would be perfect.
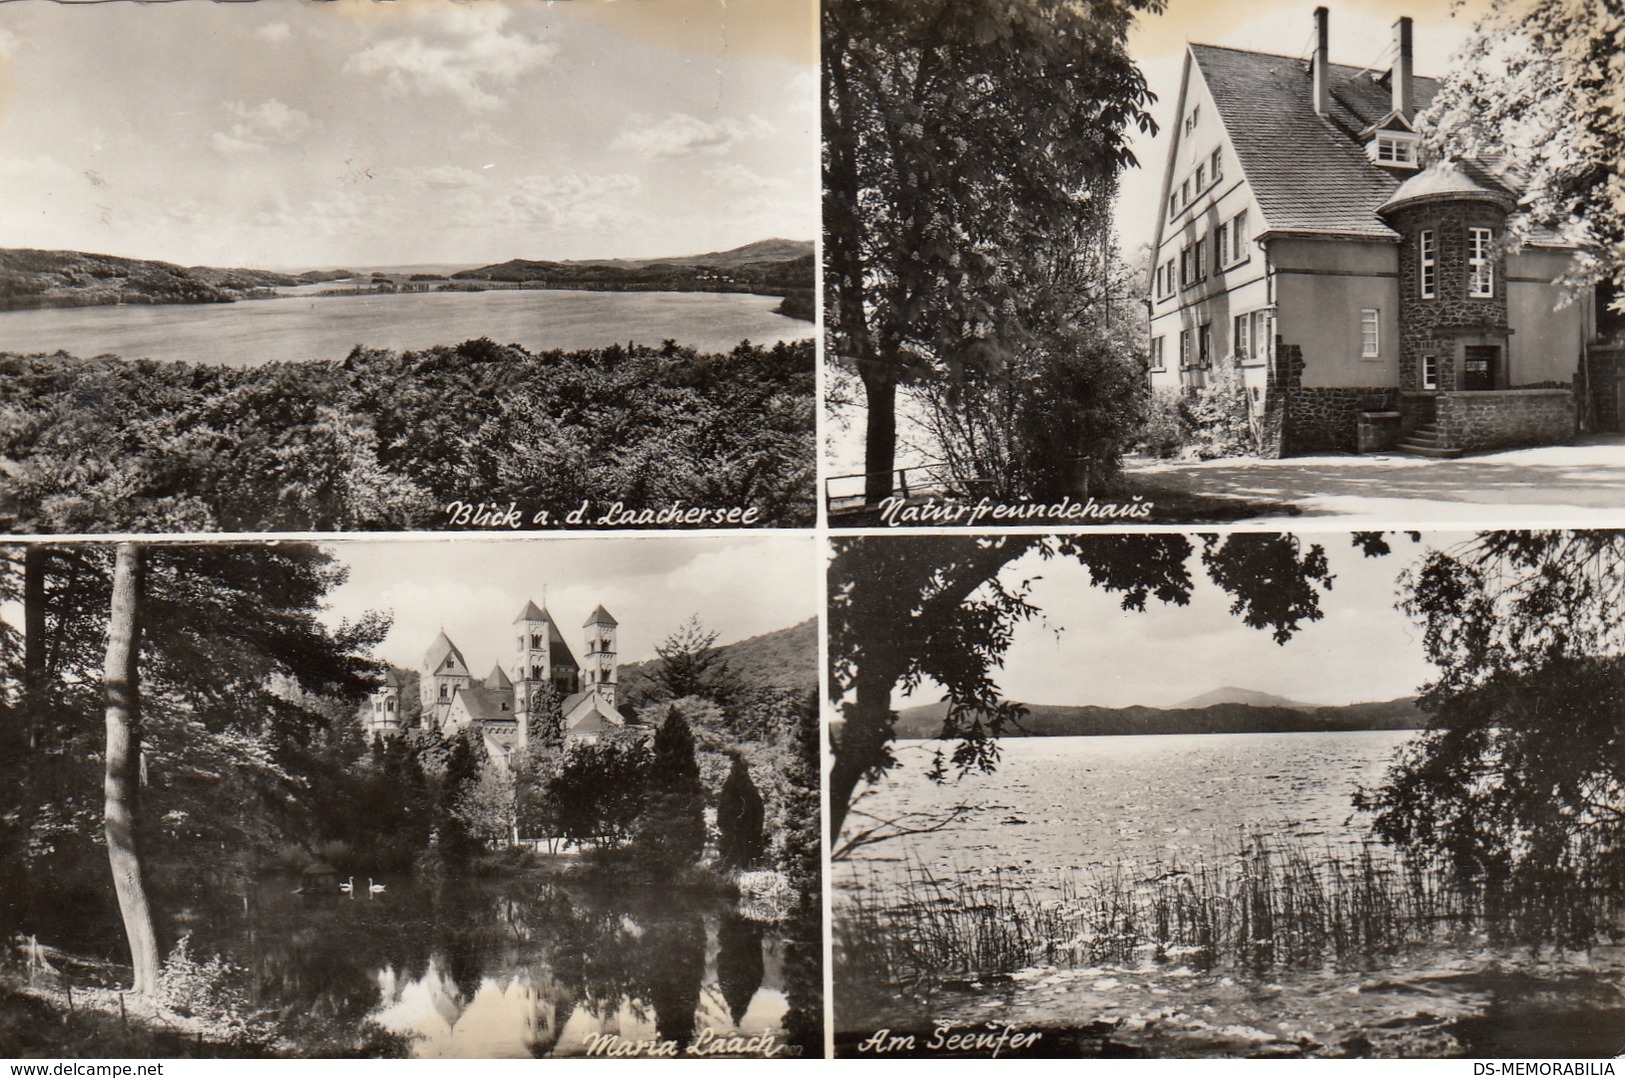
<box><xmin>1370</xmin><ymin>132</ymin><xmax>1418</xmax><ymax>168</ymax></box>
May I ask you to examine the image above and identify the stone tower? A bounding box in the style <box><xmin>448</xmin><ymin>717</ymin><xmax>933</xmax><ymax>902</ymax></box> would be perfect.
<box><xmin>583</xmin><ymin>605</ymin><xmax>618</xmax><ymax>707</ymax></box>
<box><xmin>366</xmin><ymin>668</ymin><xmax>405</xmax><ymax>738</ymax></box>
<box><xmin>1378</xmin><ymin>161</ymin><xmax>1516</xmax><ymax>393</ymax></box>
<box><xmin>422</xmin><ymin>630</ymin><xmax>471</xmax><ymax>730</ymax></box>
<box><xmin>513</xmin><ymin>599</ymin><xmax>552</xmax><ymax>725</ymax></box>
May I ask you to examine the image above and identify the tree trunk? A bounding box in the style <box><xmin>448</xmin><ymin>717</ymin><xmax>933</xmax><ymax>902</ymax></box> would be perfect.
<box><xmin>862</xmin><ymin>372</ymin><xmax>899</xmax><ymax>505</ymax></box>
<box><xmin>104</xmin><ymin>542</ymin><xmax>161</xmax><ymax>996</ymax></box>
<box><xmin>23</xmin><ymin>544</ymin><xmax>48</xmax><ymax>750</ymax></box>
<box><xmin>829</xmin><ymin>665</ymin><xmax>898</xmax><ymax>842</ymax></box>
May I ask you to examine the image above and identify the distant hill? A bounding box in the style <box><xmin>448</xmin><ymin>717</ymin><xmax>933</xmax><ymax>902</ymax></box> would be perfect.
<box><xmin>618</xmin><ymin>618</ymin><xmax>816</xmax><ymax>708</ymax></box>
<box><xmin>0</xmin><ymin>248</ymin><xmax>299</xmax><ymax>311</ymax></box>
<box><xmin>1175</xmin><ymin>686</ymin><xmax>1316</xmax><ymax>710</ymax></box>
<box><xmin>453</xmin><ymin>239</ymin><xmax>815</xmax><ymax>318</ymax></box>
<box><xmin>892</xmin><ymin>694</ymin><xmax>1426</xmax><ymax>740</ymax></box>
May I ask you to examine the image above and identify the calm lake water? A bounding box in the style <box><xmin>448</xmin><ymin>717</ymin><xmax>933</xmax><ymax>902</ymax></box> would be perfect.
<box><xmin>0</xmin><ymin>290</ymin><xmax>810</xmax><ymax>367</ymax></box>
<box><xmin>836</xmin><ymin>733</ymin><xmax>1625</xmax><ymax>1057</ymax></box>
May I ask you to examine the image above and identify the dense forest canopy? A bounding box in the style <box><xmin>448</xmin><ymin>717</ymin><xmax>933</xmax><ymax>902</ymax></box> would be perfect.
<box><xmin>0</xmin><ymin>337</ymin><xmax>814</xmax><ymax>532</ymax></box>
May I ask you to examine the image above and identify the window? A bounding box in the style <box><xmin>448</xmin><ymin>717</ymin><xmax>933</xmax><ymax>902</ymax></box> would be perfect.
<box><xmin>1195</xmin><ymin>163</ymin><xmax>1206</xmax><ymax>191</ymax></box>
<box><xmin>1423</xmin><ymin>353</ymin><xmax>1438</xmax><ymax>390</ymax></box>
<box><xmin>531</xmin><ymin>633</ymin><xmax>543</xmax><ymax>649</ymax></box>
<box><xmin>1182</xmin><ymin>178</ymin><xmax>1191</xmax><ymax>205</ymax></box>
<box><xmin>1164</xmin><ymin>258</ymin><xmax>1175</xmax><ymax>292</ymax></box>
<box><xmin>1198</xmin><ymin>322</ymin><xmax>1212</xmax><ymax>367</ymax></box>
<box><xmin>1231</xmin><ymin>210</ymin><xmax>1248</xmax><ymax>262</ymax></box>
<box><xmin>1184</xmin><ymin>104</ymin><xmax>1200</xmax><ymax>135</ymax></box>
<box><xmin>1213</xmin><ymin>223</ymin><xmax>1227</xmax><ymax>274</ymax></box>
<box><xmin>1150</xmin><ymin>336</ymin><xmax>1165</xmax><ymax>370</ymax></box>
<box><xmin>1374</xmin><ymin>134</ymin><xmax>1417</xmax><ymax>166</ymax></box>
<box><xmin>1180</xmin><ymin>329</ymin><xmax>1191</xmax><ymax>368</ymax></box>
<box><xmin>1168</xmin><ymin>193</ymin><xmax>1178</xmax><ymax>218</ymax></box>
<box><xmin>1251</xmin><ymin>309</ymin><xmax>1275</xmax><ymax>362</ymax></box>
<box><xmin>1179</xmin><ymin>248</ymin><xmax>1191</xmax><ymax>286</ymax></box>
<box><xmin>439</xmin><ymin>684</ymin><xmax>448</xmax><ymax>700</ymax></box>
<box><xmin>445</xmin><ymin>657</ymin><xmax>455</xmax><ymax>669</ymax></box>
<box><xmin>1469</xmin><ymin>227</ymin><xmax>1494</xmax><ymax>297</ymax></box>
<box><xmin>531</xmin><ymin>665</ymin><xmax>542</xmax><ymax>680</ymax></box>
<box><xmin>1419</xmin><ymin>230</ymin><xmax>1436</xmax><ymax>298</ymax></box>
<box><xmin>1234</xmin><ymin>313</ymin><xmax>1251</xmax><ymax>359</ymax></box>
<box><xmin>386</xmin><ymin>699</ymin><xmax>395</xmax><ymax>713</ymax></box>
<box><xmin>1360</xmin><ymin>309</ymin><xmax>1380</xmax><ymax>358</ymax></box>
<box><xmin>1194</xmin><ymin>237</ymin><xmax>1207</xmax><ymax>281</ymax></box>
<box><xmin>1210</xmin><ymin>147</ymin><xmax>1223</xmax><ymax>182</ymax></box>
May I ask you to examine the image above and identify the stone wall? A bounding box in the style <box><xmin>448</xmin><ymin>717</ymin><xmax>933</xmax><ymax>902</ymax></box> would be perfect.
<box><xmin>1434</xmin><ymin>388</ymin><xmax>1575</xmax><ymax>451</ymax></box>
<box><xmin>1280</xmin><ymin>386</ymin><xmax>1399</xmax><ymax>454</ymax></box>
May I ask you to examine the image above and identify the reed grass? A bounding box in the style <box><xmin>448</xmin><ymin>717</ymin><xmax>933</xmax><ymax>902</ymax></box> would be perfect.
<box><xmin>835</xmin><ymin>829</ymin><xmax>1624</xmax><ymax>1008</ymax></box>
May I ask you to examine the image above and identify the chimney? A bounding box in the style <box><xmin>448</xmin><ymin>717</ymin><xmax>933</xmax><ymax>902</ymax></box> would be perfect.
<box><xmin>1312</xmin><ymin>7</ymin><xmax>1330</xmax><ymax>117</ymax></box>
<box><xmin>1392</xmin><ymin>16</ymin><xmax>1414</xmax><ymax>118</ymax></box>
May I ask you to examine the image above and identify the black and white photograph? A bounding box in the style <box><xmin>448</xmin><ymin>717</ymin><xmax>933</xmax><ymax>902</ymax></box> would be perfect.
<box><xmin>823</xmin><ymin>0</ymin><xmax>1625</xmax><ymax>526</ymax></box>
<box><xmin>829</xmin><ymin>530</ymin><xmax>1625</xmax><ymax>1057</ymax></box>
<box><xmin>0</xmin><ymin>535</ymin><xmax>822</xmax><ymax>1058</ymax></box>
<box><xmin>0</xmin><ymin>0</ymin><xmax>817</xmax><ymax>532</ymax></box>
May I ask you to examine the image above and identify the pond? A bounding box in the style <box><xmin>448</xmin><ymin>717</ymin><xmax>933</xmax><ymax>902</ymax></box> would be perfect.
<box><xmin>19</xmin><ymin>867</ymin><xmax>819</xmax><ymax>1058</ymax></box>
<box><xmin>0</xmin><ymin>288</ymin><xmax>811</xmax><ymax>367</ymax></box>
<box><xmin>834</xmin><ymin>733</ymin><xmax>1625</xmax><ymax>1057</ymax></box>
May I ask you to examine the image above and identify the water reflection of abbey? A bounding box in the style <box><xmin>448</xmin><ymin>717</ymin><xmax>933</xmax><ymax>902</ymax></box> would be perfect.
<box><xmin>363</xmin><ymin>899</ymin><xmax>795</xmax><ymax>1058</ymax></box>
<box><xmin>362</xmin><ymin>599</ymin><xmax>628</xmax><ymax>766</ymax></box>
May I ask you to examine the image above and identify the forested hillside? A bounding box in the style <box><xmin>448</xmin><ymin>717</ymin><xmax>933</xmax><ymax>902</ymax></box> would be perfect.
<box><xmin>892</xmin><ymin>695</ymin><xmax>1427</xmax><ymax>739</ymax></box>
<box><xmin>0</xmin><ymin>248</ymin><xmax>300</xmax><ymax>310</ymax></box>
<box><xmin>0</xmin><ymin>337</ymin><xmax>814</xmax><ymax>532</ymax></box>
<box><xmin>617</xmin><ymin>618</ymin><xmax>816</xmax><ymax>706</ymax></box>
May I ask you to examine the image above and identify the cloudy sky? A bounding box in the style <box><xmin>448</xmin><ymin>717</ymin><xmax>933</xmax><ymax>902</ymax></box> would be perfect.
<box><xmin>0</xmin><ymin>0</ymin><xmax>816</xmax><ymax>269</ymax></box>
<box><xmin>890</xmin><ymin>533</ymin><xmax>1470</xmax><ymax>712</ymax></box>
<box><xmin>1114</xmin><ymin>0</ymin><xmax>1488</xmax><ymax>254</ymax></box>
<box><xmin>321</xmin><ymin>534</ymin><xmax>817</xmax><ymax>675</ymax></box>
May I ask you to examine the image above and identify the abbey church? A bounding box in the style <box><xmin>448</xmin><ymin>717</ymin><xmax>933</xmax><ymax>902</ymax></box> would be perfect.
<box><xmin>362</xmin><ymin>599</ymin><xmax>628</xmax><ymax>767</ymax></box>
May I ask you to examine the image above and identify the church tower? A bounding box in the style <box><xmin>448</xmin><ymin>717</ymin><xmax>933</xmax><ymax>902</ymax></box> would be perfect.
<box><xmin>422</xmin><ymin>630</ymin><xmax>471</xmax><ymax>729</ymax></box>
<box><xmin>513</xmin><ymin>599</ymin><xmax>552</xmax><ymax>724</ymax></box>
<box><xmin>583</xmin><ymin>605</ymin><xmax>618</xmax><ymax>707</ymax></box>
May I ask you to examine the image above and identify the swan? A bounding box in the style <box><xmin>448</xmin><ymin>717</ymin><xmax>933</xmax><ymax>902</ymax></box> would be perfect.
<box><xmin>369</xmin><ymin>878</ymin><xmax>386</xmax><ymax>894</ymax></box>
<box><xmin>339</xmin><ymin>877</ymin><xmax>354</xmax><ymax>894</ymax></box>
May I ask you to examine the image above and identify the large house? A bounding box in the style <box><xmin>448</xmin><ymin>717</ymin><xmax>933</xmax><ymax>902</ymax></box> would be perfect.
<box><xmin>1146</xmin><ymin>7</ymin><xmax>1603</xmax><ymax>456</ymax></box>
<box><xmin>362</xmin><ymin>599</ymin><xmax>627</xmax><ymax>767</ymax></box>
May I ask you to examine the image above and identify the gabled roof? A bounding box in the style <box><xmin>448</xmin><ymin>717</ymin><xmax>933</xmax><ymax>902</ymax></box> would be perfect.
<box><xmin>1378</xmin><ymin>159</ymin><xmax>1517</xmax><ymax>215</ymax></box>
<box><xmin>514</xmin><ymin>600</ymin><xmax>548</xmax><ymax>624</ymax></box>
<box><xmin>484</xmin><ymin>665</ymin><xmax>513</xmax><ymax>690</ymax></box>
<box><xmin>583</xmin><ymin>605</ymin><xmax>618</xmax><ymax>628</ymax></box>
<box><xmin>379</xmin><ymin>668</ymin><xmax>405</xmax><ymax>689</ymax></box>
<box><xmin>550</xmin><ymin>628</ymin><xmax>578</xmax><ymax>671</ymax></box>
<box><xmin>424</xmin><ymin>631</ymin><xmax>469</xmax><ymax>676</ymax></box>
<box><xmin>568</xmin><ymin>707</ymin><xmax>615</xmax><ymax>735</ymax></box>
<box><xmin>456</xmin><ymin>685</ymin><xmax>515</xmax><ymax>722</ymax></box>
<box><xmin>1189</xmin><ymin>43</ymin><xmax>1447</xmax><ymax>240</ymax></box>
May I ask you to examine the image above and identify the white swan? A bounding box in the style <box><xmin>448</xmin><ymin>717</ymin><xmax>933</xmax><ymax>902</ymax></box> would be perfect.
<box><xmin>369</xmin><ymin>878</ymin><xmax>386</xmax><ymax>894</ymax></box>
<box><xmin>339</xmin><ymin>876</ymin><xmax>354</xmax><ymax>894</ymax></box>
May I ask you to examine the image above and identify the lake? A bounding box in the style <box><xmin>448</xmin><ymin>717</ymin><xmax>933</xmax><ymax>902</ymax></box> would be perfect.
<box><xmin>835</xmin><ymin>733</ymin><xmax>1625</xmax><ymax>1057</ymax></box>
<box><xmin>25</xmin><ymin>870</ymin><xmax>817</xmax><ymax>1058</ymax></box>
<box><xmin>0</xmin><ymin>289</ymin><xmax>811</xmax><ymax>367</ymax></box>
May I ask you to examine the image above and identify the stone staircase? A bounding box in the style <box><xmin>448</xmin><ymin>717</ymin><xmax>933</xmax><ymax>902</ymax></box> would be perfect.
<box><xmin>1395</xmin><ymin>421</ymin><xmax>1462</xmax><ymax>458</ymax></box>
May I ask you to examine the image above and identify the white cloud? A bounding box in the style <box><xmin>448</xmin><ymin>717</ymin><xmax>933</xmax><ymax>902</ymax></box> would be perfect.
<box><xmin>611</xmin><ymin>113</ymin><xmax>774</xmax><ymax>159</ymax></box>
<box><xmin>253</xmin><ymin>22</ymin><xmax>292</xmax><ymax>44</ymax></box>
<box><xmin>211</xmin><ymin>98</ymin><xmax>314</xmax><ymax>155</ymax></box>
<box><xmin>343</xmin><ymin>6</ymin><xmax>556</xmax><ymax>113</ymax></box>
<box><xmin>0</xmin><ymin>27</ymin><xmax>21</xmax><ymax>57</ymax></box>
<box><xmin>704</xmin><ymin>163</ymin><xmax>789</xmax><ymax>192</ymax></box>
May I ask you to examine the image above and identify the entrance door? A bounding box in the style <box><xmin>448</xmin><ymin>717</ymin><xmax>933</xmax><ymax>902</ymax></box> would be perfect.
<box><xmin>1463</xmin><ymin>346</ymin><xmax>1500</xmax><ymax>391</ymax></box>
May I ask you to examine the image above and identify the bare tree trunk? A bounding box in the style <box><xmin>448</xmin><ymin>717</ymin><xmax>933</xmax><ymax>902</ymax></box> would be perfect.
<box><xmin>24</xmin><ymin>544</ymin><xmax>48</xmax><ymax>750</ymax></box>
<box><xmin>104</xmin><ymin>542</ymin><xmax>161</xmax><ymax>996</ymax></box>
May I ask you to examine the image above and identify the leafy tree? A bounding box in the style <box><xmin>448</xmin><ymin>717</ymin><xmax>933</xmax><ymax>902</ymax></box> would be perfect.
<box><xmin>823</xmin><ymin>0</ymin><xmax>1161</xmax><ymax>502</ymax></box>
<box><xmin>1423</xmin><ymin>0</ymin><xmax>1625</xmax><ymax>309</ymax></box>
<box><xmin>716</xmin><ymin>755</ymin><xmax>767</xmax><ymax>870</ymax></box>
<box><xmin>436</xmin><ymin>730</ymin><xmax>484</xmax><ymax>865</ymax></box>
<box><xmin>827</xmin><ymin>533</ymin><xmax>1335</xmax><ymax>840</ymax></box>
<box><xmin>455</xmin><ymin>768</ymin><xmax>518</xmax><ymax>848</ymax></box>
<box><xmin>1356</xmin><ymin>532</ymin><xmax>1625</xmax><ymax>912</ymax></box>
<box><xmin>633</xmin><ymin>707</ymin><xmax>707</xmax><ymax>870</ymax></box>
<box><xmin>547</xmin><ymin>738</ymin><xmax>651</xmax><ymax>849</ymax></box>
